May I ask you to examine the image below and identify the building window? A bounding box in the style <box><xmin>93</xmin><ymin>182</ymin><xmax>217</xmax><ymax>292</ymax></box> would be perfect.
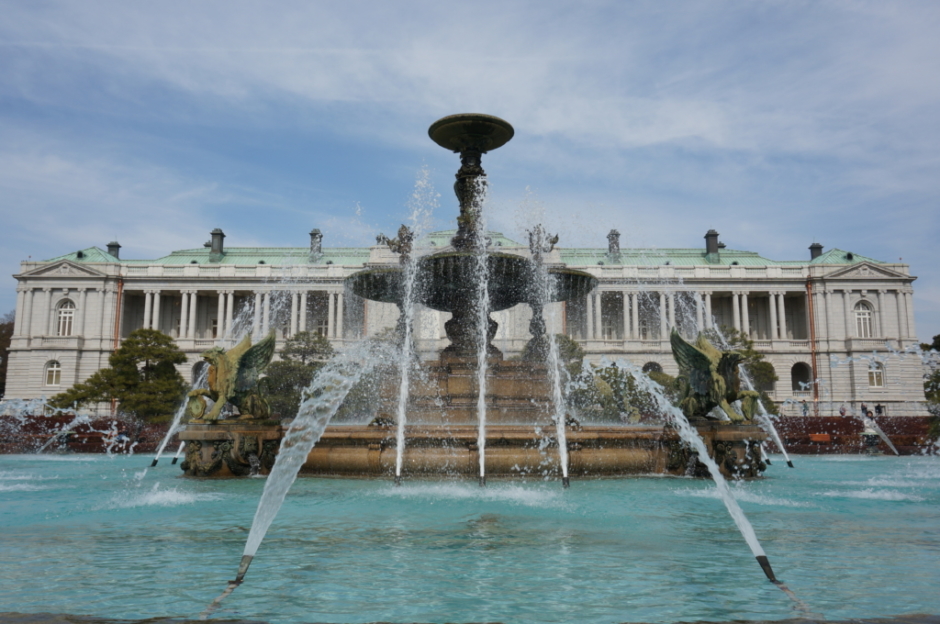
<box><xmin>868</xmin><ymin>362</ymin><xmax>885</xmax><ymax>388</ymax></box>
<box><xmin>854</xmin><ymin>301</ymin><xmax>874</xmax><ymax>338</ymax></box>
<box><xmin>316</xmin><ymin>317</ymin><xmax>329</xmax><ymax>337</ymax></box>
<box><xmin>791</xmin><ymin>362</ymin><xmax>812</xmax><ymax>392</ymax></box>
<box><xmin>57</xmin><ymin>300</ymin><xmax>75</xmax><ymax>336</ymax></box>
<box><xmin>45</xmin><ymin>361</ymin><xmax>62</xmax><ymax>386</ymax></box>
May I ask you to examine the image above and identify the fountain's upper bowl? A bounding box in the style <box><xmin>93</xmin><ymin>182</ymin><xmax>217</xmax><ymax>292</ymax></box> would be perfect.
<box><xmin>347</xmin><ymin>251</ymin><xmax>597</xmax><ymax>314</ymax></box>
<box><xmin>429</xmin><ymin>114</ymin><xmax>514</xmax><ymax>153</ymax></box>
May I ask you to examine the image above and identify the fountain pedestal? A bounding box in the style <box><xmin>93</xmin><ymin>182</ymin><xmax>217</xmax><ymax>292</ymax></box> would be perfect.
<box><xmin>178</xmin><ymin>421</ymin><xmax>283</xmax><ymax>477</ymax></box>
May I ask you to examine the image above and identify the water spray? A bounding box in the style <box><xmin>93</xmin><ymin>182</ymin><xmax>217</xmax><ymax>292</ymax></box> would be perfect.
<box><xmin>171</xmin><ymin>441</ymin><xmax>186</xmax><ymax>465</ymax></box>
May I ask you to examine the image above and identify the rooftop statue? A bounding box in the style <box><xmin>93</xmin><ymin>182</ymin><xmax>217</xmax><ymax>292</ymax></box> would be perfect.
<box><xmin>187</xmin><ymin>332</ymin><xmax>277</xmax><ymax>421</ymax></box>
<box><xmin>669</xmin><ymin>330</ymin><xmax>759</xmax><ymax>423</ymax></box>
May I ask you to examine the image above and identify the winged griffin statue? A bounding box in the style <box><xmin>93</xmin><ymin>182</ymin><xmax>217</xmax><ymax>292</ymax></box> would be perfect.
<box><xmin>186</xmin><ymin>331</ymin><xmax>277</xmax><ymax>421</ymax></box>
<box><xmin>669</xmin><ymin>329</ymin><xmax>760</xmax><ymax>423</ymax></box>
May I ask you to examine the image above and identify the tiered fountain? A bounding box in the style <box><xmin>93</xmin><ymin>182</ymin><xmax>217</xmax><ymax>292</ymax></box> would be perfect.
<box><xmin>179</xmin><ymin>113</ymin><xmax>768</xmax><ymax>480</ymax></box>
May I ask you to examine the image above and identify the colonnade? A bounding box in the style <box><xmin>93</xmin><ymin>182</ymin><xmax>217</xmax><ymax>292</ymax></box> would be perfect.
<box><xmin>580</xmin><ymin>289</ymin><xmax>816</xmax><ymax>342</ymax></box>
<box><xmin>136</xmin><ymin>288</ymin><xmax>346</xmax><ymax>341</ymax></box>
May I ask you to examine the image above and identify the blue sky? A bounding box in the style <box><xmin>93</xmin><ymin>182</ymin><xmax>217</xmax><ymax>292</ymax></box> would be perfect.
<box><xmin>1</xmin><ymin>1</ymin><xmax>939</xmax><ymax>341</ymax></box>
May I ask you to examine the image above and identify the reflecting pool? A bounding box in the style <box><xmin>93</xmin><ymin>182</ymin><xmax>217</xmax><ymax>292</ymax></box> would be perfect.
<box><xmin>1</xmin><ymin>454</ymin><xmax>938</xmax><ymax>623</ymax></box>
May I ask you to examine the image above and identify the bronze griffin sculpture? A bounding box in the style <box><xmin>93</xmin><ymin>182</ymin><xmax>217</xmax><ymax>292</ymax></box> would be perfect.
<box><xmin>186</xmin><ymin>331</ymin><xmax>277</xmax><ymax>421</ymax></box>
<box><xmin>669</xmin><ymin>330</ymin><xmax>759</xmax><ymax>423</ymax></box>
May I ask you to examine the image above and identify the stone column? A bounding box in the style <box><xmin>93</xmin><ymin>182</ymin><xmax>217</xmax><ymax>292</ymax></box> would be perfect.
<box><xmin>150</xmin><ymin>291</ymin><xmax>161</xmax><ymax>333</ymax></box>
<box><xmin>732</xmin><ymin>293</ymin><xmax>741</xmax><ymax>332</ymax></box>
<box><xmin>300</xmin><ymin>291</ymin><xmax>308</xmax><ymax>332</ymax></box>
<box><xmin>13</xmin><ymin>288</ymin><xmax>25</xmax><ymax>336</ymax></box>
<box><xmin>253</xmin><ymin>292</ymin><xmax>262</xmax><ymax>338</ymax></box>
<box><xmin>143</xmin><ymin>292</ymin><xmax>153</xmax><ymax>330</ymax></box>
<box><xmin>585</xmin><ymin>292</ymin><xmax>594</xmax><ymax>340</ymax></box>
<box><xmin>695</xmin><ymin>292</ymin><xmax>704</xmax><ymax>332</ymax></box>
<box><xmin>187</xmin><ymin>291</ymin><xmax>198</xmax><ymax>339</ymax></box>
<box><xmin>43</xmin><ymin>288</ymin><xmax>52</xmax><ymax>335</ymax></box>
<box><xmin>262</xmin><ymin>292</ymin><xmax>271</xmax><ymax>334</ymax></box>
<box><xmin>97</xmin><ymin>288</ymin><xmax>108</xmax><ymax>338</ymax></box>
<box><xmin>843</xmin><ymin>290</ymin><xmax>853</xmax><ymax>340</ymax></box>
<box><xmin>217</xmin><ymin>291</ymin><xmax>226</xmax><ymax>336</ymax></box>
<box><xmin>778</xmin><ymin>292</ymin><xmax>788</xmax><ymax>339</ymax></box>
<box><xmin>181</xmin><ymin>291</ymin><xmax>190</xmax><ymax>338</ymax></box>
<box><xmin>769</xmin><ymin>292</ymin><xmax>778</xmax><ymax>340</ymax></box>
<box><xmin>621</xmin><ymin>292</ymin><xmax>629</xmax><ymax>341</ymax></box>
<box><xmin>741</xmin><ymin>292</ymin><xmax>750</xmax><ymax>338</ymax></box>
<box><xmin>290</xmin><ymin>292</ymin><xmax>299</xmax><ymax>336</ymax></box>
<box><xmin>823</xmin><ymin>289</ymin><xmax>832</xmax><ymax>340</ymax></box>
<box><xmin>704</xmin><ymin>292</ymin><xmax>713</xmax><ymax>330</ymax></box>
<box><xmin>630</xmin><ymin>293</ymin><xmax>639</xmax><ymax>339</ymax></box>
<box><xmin>876</xmin><ymin>290</ymin><xmax>886</xmax><ymax>337</ymax></box>
<box><xmin>337</xmin><ymin>292</ymin><xmax>345</xmax><ymax>339</ymax></box>
<box><xmin>328</xmin><ymin>292</ymin><xmax>336</xmax><ymax>339</ymax></box>
<box><xmin>905</xmin><ymin>292</ymin><xmax>915</xmax><ymax>339</ymax></box>
<box><xmin>658</xmin><ymin>292</ymin><xmax>667</xmax><ymax>339</ymax></box>
<box><xmin>77</xmin><ymin>288</ymin><xmax>88</xmax><ymax>336</ymax></box>
<box><xmin>226</xmin><ymin>291</ymin><xmax>234</xmax><ymax>337</ymax></box>
<box><xmin>22</xmin><ymin>288</ymin><xmax>35</xmax><ymax>337</ymax></box>
<box><xmin>667</xmin><ymin>293</ymin><xmax>676</xmax><ymax>330</ymax></box>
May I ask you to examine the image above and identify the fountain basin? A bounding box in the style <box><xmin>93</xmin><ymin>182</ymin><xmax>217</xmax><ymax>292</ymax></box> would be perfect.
<box><xmin>347</xmin><ymin>251</ymin><xmax>596</xmax><ymax>312</ymax></box>
<box><xmin>300</xmin><ymin>422</ymin><xmax>766</xmax><ymax>478</ymax></box>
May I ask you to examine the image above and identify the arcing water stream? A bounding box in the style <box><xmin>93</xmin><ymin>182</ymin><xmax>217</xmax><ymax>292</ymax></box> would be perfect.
<box><xmin>473</xmin><ymin>181</ymin><xmax>492</xmax><ymax>487</ymax></box>
<box><xmin>394</xmin><ymin>168</ymin><xmax>437</xmax><ymax>485</ymax></box>
<box><xmin>202</xmin><ymin>340</ymin><xmax>395</xmax><ymax>617</ymax></box>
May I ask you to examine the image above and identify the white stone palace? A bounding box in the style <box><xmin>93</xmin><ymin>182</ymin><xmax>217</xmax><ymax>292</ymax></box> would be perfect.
<box><xmin>4</xmin><ymin>227</ymin><xmax>927</xmax><ymax>415</ymax></box>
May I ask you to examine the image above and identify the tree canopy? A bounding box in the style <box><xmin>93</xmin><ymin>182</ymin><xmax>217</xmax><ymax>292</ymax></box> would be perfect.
<box><xmin>0</xmin><ymin>310</ymin><xmax>13</xmax><ymax>399</ymax></box>
<box><xmin>49</xmin><ymin>328</ymin><xmax>188</xmax><ymax>420</ymax></box>
<box><xmin>262</xmin><ymin>331</ymin><xmax>335</xmax><ymax>418</ymax></box>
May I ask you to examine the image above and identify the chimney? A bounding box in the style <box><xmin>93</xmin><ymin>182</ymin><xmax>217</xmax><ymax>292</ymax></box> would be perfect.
<box><xmin>809</xmin><ymin>242</ymin><xmax>823</xmax><ymax>260</ymax></box>
<box><xmin>209</xmin><ymin>228</ymin><xmax>225</xmax><ymax>262</ymax></box>
<box><xmin>107</xmin><ymin>241</ymin><xmax>121</xmax><ymax>259</ymax></box>
<box><xmin>607</xmin><ymin>229</ymin><xmax>621</xmax><ymax>259</ymax></box>
<box><xmin>309</xmin><ymin>228</ymin><xmax>323</xmax><ymax>261</ymax></box>
<box><xmin>704</xmin><ymin>229</ymin><xmax>720</xmax><ymax>263</ymax></box>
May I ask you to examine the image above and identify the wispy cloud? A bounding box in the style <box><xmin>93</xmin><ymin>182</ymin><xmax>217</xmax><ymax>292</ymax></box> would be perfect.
<box><xmin>1</xmin><ymin>0</ymin><xmax>938</xmax><ymax>337</ymax></box>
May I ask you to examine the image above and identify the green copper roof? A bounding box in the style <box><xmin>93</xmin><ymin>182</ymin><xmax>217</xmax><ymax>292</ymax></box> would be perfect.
<box><xmin>42</xmin><ymin>237</ymin><xmax>886</xmax><ymax>268</ymax></box>
<box><xmin>45</xmin><ymin>247</ymin><xmax>120</xmax><ymax>263</ymax></box>
<box><xmin>809</xmin><ymin>248</ymin><xmax>883</xmax><ymax>265</ymax></box>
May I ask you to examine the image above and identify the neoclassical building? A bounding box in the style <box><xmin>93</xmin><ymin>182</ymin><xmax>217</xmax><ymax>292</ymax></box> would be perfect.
<box><xmin>4</xmin><ymin>228</ymin><xmax>927</xmax><ymax>416</ymax></box>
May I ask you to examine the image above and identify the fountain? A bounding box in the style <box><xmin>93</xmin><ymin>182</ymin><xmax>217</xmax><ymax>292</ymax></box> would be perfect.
<box><xmin>175</xmin><ymin>113</ymin><xmax>769</xmax><ymax>481</ymax></box>
<box><xmin>7</xmin><ymin>114</ymin><xmax>940</xmax><ymax>624</ymax></box>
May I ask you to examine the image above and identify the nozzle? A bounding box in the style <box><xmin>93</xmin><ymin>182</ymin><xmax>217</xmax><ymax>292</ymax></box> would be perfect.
<box><xmin>233</xmin><ymin>554</ymin><xmax>253</xmax><ymax>584</ymax></box>
<box><xmin>479</xmin><ymin>475</ymin><xmax>486</xmax><ymax>487</ymax></box>
<box><xmin>765</xmin><ymin>457</ymin><xmax>772</xmax><ymax>465</ymax></box>
<box><xmin>787</xmin><ymin>461</ymin><xmax>794</xmax><ymax>468</ymax></box>
<box><xmin>756</xmin><ymin>555</ymin><xmax>777</xmax><ymax>582</ymax></box>
<box><xmin>394</xmin><ymin>475</ymin><xmax>401</xmax><ymax>486</ymax></box>
<box><xmin>171</xmin><ymin>457</ymin><xmax>179</xmax><ymax>465</ymax></box>
<box><xmin>562</xmin><ymin>476</ymin><xmax>570</xmax><ymax>489</ymax></box>
<box><xmin>150</xmin><ymin>458</ymin><xmax>158</xmax><ymax>467</ymax></box>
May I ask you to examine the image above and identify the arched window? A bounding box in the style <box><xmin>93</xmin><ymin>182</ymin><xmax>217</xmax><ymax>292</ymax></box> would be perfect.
<box><xmin>642</xmin><ymin>362</ymin><xmax>663</xmax><ymax>374</ymax></box>
<box><xmin>45</xmin><ymin>361</ymin><xmax>62</xmax><ymax>386</ymax></box>
<box><xmin>57</xmin><ymin>300</ymin><xmax>76</xmax><ymax>337</ymax></box>
<box><xmin>791</xmin><ymin>362</ymin><xmax>812</xmax><ymax>392</ymax></box>
<box><xmin>854</xmin><ymin>301</ymin><xmax>874</xmax><ymax>338</ymax></box>
<box><xmin>868</xmin><ymin>362</ymin><xmax>885</xmax><ymax>388</ymax></box>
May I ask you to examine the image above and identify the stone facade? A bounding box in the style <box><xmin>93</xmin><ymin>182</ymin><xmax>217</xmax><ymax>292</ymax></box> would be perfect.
<box><xmin>4</xmin><ymin>229</ymin><xmax>927</xmax><ymax>416</ymax></box>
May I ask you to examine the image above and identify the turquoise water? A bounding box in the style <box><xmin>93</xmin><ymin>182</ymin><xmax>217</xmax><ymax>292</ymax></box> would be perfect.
<box><xmin>1</xmin><ymin>453</ymin><xmax>938</xmax><ymax>624</ymax></box>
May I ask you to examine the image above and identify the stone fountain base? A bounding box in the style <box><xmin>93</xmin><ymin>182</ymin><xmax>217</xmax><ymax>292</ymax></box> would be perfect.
<box><xmin>177</xmin><ymin>419</ymin><xmax>767</xmax><ymax>479</ymax></box>
<box><xmin>299</xmin><ymin>422</ymin><xmax>767</xmax><ymax>479</ymax></box>
<box><xmin>178</xmin><ymin>421</ymin><xmax>283</xmax><ymax>478</ymax></box>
